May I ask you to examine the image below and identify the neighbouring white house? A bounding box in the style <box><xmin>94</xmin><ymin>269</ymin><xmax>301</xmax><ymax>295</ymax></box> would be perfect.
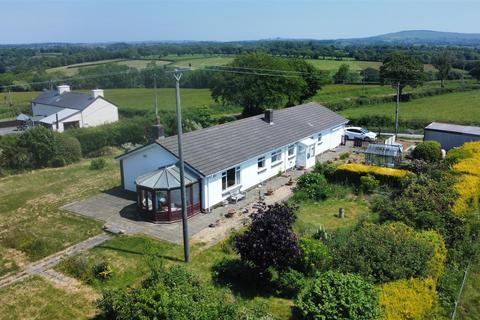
<box><xmin>30</xmin><ymin>85</ymin><xmax>118</xmax><ymax>132</ymax></box>
<box><xmin>116</xmin><ymin>102</ymin><xmax>348</xmax><ymax>223</ymax></box>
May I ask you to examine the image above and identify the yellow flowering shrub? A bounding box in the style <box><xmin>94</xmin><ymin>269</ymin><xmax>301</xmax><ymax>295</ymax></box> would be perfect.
<box><xmin>449</xmin><ymin>142</ymin><xmax>480</xmax><ymax>215</ymax></box>
<box><xmin>335</xmin><ymin>163</ymin><xmax>413</xmax><ymax>186</ymax></box>
<box><xmin>380</xmin><ymin>277</ymin><xmax>438</xmax><ymax>320</ymax></box>
<box><xmin>417</xmin><ymin>230</ymin><xmax>447</xmax><ymax>280</ymax></box>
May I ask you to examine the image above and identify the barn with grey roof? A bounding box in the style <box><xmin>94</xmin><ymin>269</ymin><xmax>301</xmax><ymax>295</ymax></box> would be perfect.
<box><xmin>117</xmin><ymin>102</ymin><xmax>348</xmax><ymax>223</ymax></box>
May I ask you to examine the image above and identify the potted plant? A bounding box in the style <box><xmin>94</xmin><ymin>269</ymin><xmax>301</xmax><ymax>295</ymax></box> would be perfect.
<box><xmin>266</xmin><ymin>187</ymin><xmax>274</xmax><ymax>196</ymax></box>
<box><xmin>286</xmin><ymin>176</ymin><xmax>294</xmax><ymax>186</ymax></box>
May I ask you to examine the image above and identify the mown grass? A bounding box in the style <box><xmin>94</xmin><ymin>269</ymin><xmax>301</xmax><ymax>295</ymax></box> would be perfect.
<box><xmin>294</xmin><ymin>198</ymin><xmax>372</xmax><ymax>234</ymax></box>
<box><xmin>0</xmin><ymin>156</ymin><xmax>119</xmax><ymax>272</ymax></box>
<box><xmin>341</xmin><ymin>89</ymin><xmax>480</xmax><ymax>125</ymax></box>
<box><xmin>0</xmin><ymin>276</ymin><xmax>97</xmax><ymax>320</ymax></box>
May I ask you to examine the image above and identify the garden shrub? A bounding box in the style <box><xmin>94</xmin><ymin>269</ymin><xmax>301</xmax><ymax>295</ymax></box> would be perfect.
<box><xmin>313</xmin><ymin>161</ymin><xmax>338</xmax><ymax>180</ymax></box>
<box><xmin>212</xmin><ymin>258</ymin><xmax>271</xmax><ymax>293</ymax></box>
<box><xmin>380</xmin><ymin>277</ymin><xmax>438</xmax><ymax>320</ymax></box>
<box><xmin>298</xmin><ymin>237</ymin><xmax>331</xmax><ymax>274</ymax></box>
<box><xmin>52</xmin><ymin>133</ymin><xmax>82</xmax><ymax>164</ymax></box>
<box><xmin>98</xmin><ymin>265</ymin><xmax>253</xmax><ymax>319</ymax></box>
<box><xmin>296</xmin><ymin>271</ymin><xmax>381</xmax><ymax>320</ymax></box>
<box><xmin>417</xmin><ymin>230</ymin><xmax>447</xmax><ymax>280</ymax></box>
<box><xmin>49</xmin><ymin>156</ymin><xmax>66</xmax><ymax>168</ymax></box>
<box><xmin>60</xmin><ymin>255</ymin><xmax>92</xmax><ymax>282</ymax></box>
<box><xmin>359</xmin><ymin>174</ymin><xmax>379</xmax><ymax>194</ymax></box>
<box><xmin>334</xmin><ymin>163</ymin><xmax>412</xmax><ymax>187</ymax></box>
<box><xmin>234</xmin><ymin>203</ymin><xmax>300</xmax><ymax>272</ymax></box>
<box><xmin>295</xmin><ymin>172</ymin><xmax>333</xmax><ymax>201</ymax></box>
<box><xmin>412</xmin><ymin>141</ymin><xmax>442</xmax><ymax>162</ymax></box>
<box><xmin>449</xmin><ymin>142</ymin><xmax>480</xmax><ymax>215</ymax></box>
<box><xmin>274</xmin><ymin>268</ymin><xmax>307</xmax><ymax>298</ymax></box>
<box><xmin>329</xmin><ymin>222</ymin><xmax>435</xmax><ymax>283</ymax></box>
<box><xmin>339</xmin><ymin>152</ymin><xmax>350</xmax><ymax>160</ymax></box>
<box><xmin>90</xmin><ymin>158</ymin><xmax>106</xmax><ymax>170</ymax></box>
<box><xmin>93</xmin><ymin>260</ymin><xmax>113</xmax><ymax>280</ymax></box>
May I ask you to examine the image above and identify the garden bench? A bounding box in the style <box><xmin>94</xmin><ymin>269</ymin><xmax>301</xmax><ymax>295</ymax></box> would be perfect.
<box><xmin>228</xmin><ymin>185</ymin><xmax>246</xmax><ymax>203</ymax></box>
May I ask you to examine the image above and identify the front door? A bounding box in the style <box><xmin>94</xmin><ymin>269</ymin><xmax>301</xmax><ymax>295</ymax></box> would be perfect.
<box><xmin>296</xmin><ymin>144</ymin><xmax>306</xmax><ymax>168</ymax></box>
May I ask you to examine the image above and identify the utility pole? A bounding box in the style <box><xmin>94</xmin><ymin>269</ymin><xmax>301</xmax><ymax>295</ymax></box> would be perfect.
<box><xmin>154</xmin><ymin>74</ymin><xmax>158</xmax><ymax>117</ymax></box>
<box><xmin>394</xmin><ymin>82</ymin><xmax>400</xmax><ymax>137</ymax></box>
<box><xmin>173</xmin><ymin>68</ymin><xmax>189</xmax><ymax>263</ymax></box>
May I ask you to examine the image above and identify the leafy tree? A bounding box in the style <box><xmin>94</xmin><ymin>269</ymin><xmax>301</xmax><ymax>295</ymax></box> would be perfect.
<box><xmin>334</xmin><ymin>64</ymin><xmax>350</xmax><ymax>84</ymax></box>
<box><xmin>379</xmin><ymin>52</ymin><xmax>425</xmax><ymax>98</ymax></box>
<box><xmin>329</xmin><ymin>222</ymin><xmax>435</xmax><ymax>283</ymax></box>
<box><xmin>210</xmin><ymin>53</ymin><xmax>324</xmax><ymax>116</ymax></box>
<box><xmin>362</xmin><ymin>67</ymin><xmax>380</xmax><ymax>83</ymax></box>
<box><xmin>470</xmin><ymin>61</ymin><xmax>480</xmax><ymax>81</ymax></box>
<box><xmin>298</xmin><ymin>237</ymin><xmax>331</xmax><ymax>274</ymax></box>
<box><xmin>296</xmin><ymin>271</ymin><xmax>381</xmax><ymax>320</ymax></box>
<box><xmin>234</xmin><ymin>203</ymin><xmax>300</xmax><ymax>272</ymax></box>
<box><xmin>16</xmin><ymin>126</ymin><xmax>56</xmax><ymax>168</ymax></box>
<box><xmin>432</xmin><ymin>51</ymin><xmax>453</xmax><ymax>88</ymax></box>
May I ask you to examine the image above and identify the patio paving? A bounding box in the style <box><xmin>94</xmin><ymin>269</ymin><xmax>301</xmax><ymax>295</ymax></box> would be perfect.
<box><xmin>63</xmin><ymin>144</ymin><xmax>355</xmax><ymax>244</ymax></box>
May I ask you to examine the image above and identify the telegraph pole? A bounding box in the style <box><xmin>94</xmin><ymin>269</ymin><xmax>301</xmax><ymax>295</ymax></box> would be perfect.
<box><xmin>394</xmin><ymin>82</ymin><xmax>400</xmax><ymax>137</ymax></box>
<box><xmin>153</xmin><ymin>74</ymin><xmax>159</xmax><ymax>117</ymax></box>
<box><xmin>173</xmin><ymin>68</ymin><xmax>190</xmax><ymax>263</ymax></box>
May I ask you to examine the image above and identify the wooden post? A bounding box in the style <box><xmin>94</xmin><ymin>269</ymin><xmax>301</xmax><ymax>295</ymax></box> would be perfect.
<box><xmin>339</xmin><ymin>208</ymin><xmax>345</xmax><ymax>219</ymax></box>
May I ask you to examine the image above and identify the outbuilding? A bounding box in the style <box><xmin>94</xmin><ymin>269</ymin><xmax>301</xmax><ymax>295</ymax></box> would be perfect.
<box><xmin>424</xmin><ymin>122</ymin><xmax>480</xmax><ymax>151</ymax></box>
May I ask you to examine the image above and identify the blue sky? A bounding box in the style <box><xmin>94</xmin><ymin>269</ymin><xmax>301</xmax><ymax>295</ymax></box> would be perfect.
<box><xmin>0</xmin><ymin>0</ymin><xmax>479</xmax><ymax>44</ymax></box>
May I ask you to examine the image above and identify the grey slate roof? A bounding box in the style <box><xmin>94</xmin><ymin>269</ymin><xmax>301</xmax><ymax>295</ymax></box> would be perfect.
<box><xmin>135</xmin><ymin>165</ymin><xmax>199</xmax><ymax>189</ymax></box>
<box><xmin>425</xmin><ymin>122</ymin><xmax>480</xmax><ymax>137</ymax></box>
<box><xmin>32</xmin><ymin>90</ymin><xmax>97</xmax><ymax>111</ymax></box>
<box><xmin>157</xmin><ymin>102</ymin><xmax>348</xmax><ymax>176</ymax></box>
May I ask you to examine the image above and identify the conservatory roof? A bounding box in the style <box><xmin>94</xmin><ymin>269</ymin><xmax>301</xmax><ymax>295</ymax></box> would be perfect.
<box><xmin>365</xmin><ymin>143</ymin><xmax>402</xmax><ymax>157</ymax></box>
<box><xmin>135</xmin><ymin>164</ymin><xmax>199</xmax><ymax>190</ymax></box>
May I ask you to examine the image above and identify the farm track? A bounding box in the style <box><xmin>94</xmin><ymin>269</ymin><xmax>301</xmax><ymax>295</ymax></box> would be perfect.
<box><xmin>0</xmin><ymin>233</ymin><xmax>112</xmax><ymax>289</ymax></box>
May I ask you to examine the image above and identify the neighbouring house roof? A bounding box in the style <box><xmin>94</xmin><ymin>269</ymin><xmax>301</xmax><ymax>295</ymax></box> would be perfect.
<box><xmin>38</xmin><ymin>108</ymin><xmax>78</xmax><ymax>125</ymax></box>
<box><xmin>32</xmin><ymin>90</ymin><xmax>98</xmax><ymax>111</ymax></box>
<box><xmin>425</xmin><ymin>122</ymin><xmax>480</xmax><ymax>137</ymax></box>
<box><xmin>155</xmin><ymin>102</ymin><xmax>348</xmax><ymax>176</ymax></box>
<box><xmin>135</xmin><ymin>164</ymin><xmax>199</xmax><ymax>189</ymax></box>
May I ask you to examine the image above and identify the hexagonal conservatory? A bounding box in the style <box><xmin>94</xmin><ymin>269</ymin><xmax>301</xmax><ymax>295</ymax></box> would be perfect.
<box><xmin>135</xmin><ymin>165</ymin><xmax>201</xmax><ymax>223</ymax></box>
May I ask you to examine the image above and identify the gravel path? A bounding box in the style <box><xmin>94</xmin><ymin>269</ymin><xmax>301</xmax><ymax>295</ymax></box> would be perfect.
<box><xmin>0</xmin><ymin>233</ymin><xmax>112</xmax><ymax>289</ymax></box>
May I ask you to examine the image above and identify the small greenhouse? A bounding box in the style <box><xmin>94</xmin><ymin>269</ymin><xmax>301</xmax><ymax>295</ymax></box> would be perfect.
<box><xmin>364</xmin><ymin>143</ymin><xmax>403</xmax><ymax>168</ymax></box>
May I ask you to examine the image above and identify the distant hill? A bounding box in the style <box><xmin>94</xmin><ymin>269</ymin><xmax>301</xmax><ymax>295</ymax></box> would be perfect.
<box><xmin>342</xmin><ymin>30</ymin><xmax>480</xmax><ymax>46</ymax></box>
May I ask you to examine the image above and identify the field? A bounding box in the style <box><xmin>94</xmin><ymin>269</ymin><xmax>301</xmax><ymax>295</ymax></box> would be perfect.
<box><xmin>46</xmin><ymin>59</ymin><xmax>171</xmax><ymax>76</ymax></box>
<box><xmin>0</xmin><ymin>156</ymin><xmax>119</xmax><ymax>276</ymax></box>
<box><xmin>341</xmin><ymin>89</ymin><xmax>480</xmax><ymax>124</ymax></box>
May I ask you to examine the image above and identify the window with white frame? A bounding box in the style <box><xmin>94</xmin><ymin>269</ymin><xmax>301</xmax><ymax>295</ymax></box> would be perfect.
<box><xmin>258</xmin><ymin>156</ymin><xmax>266</xmax><ymax>170</ymax></box>
<box><xmin>306</xmin><ymin>145</ymin><xmax>315</xmax><ymax>159</ymax></box>
<box><xmin>271</xmin><ymin>149</ymin><xmax>282</xmax><ymax>164</ymax></box>
<box><xmin>317</xmin><ymin>133</ymin><xmax>323</xmax><ymax>144</ymax></box>
<box><xmin>222</xmin><ymin>167</ymin><xmax>240</xmax><ymax>190</ymax></box>
<box><xmin>288</xmin><ymin>144</ymin><xmax>295</xmax><ymax>157</ymax></box>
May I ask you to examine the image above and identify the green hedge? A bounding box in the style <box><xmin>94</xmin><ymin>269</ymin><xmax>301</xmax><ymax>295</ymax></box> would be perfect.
<box><xmin>333</xmin><ymin>163</ymin><xmax>413</xmax><ymax>187</ymax></box>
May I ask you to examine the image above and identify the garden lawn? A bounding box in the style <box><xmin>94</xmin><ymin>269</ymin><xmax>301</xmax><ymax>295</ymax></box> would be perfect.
<box><xmin>0</xmin><ymin>156</ymin><xmax>119</xmax><ymax>275</ymax></box>
<box><xmin>55</xmin><ymin>234</ymin><xmax>293</xmax><ymax>319</ymax></box>
<box><xmin>294</xmin><ymin>198</ymin><xmax>373</xmax><ymax>234</ymax></box>
<box><xmin>341</xmin><ymin>89</ymin><xmax>480</xmax><ymax>125</ymax></box>
<box><xmin>0</xmin><ymin>276</ymin><xmax>97</xmax><ymax>320</ymax></box>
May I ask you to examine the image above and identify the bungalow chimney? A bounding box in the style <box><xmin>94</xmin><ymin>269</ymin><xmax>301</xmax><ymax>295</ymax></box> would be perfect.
<box><xmin>264</xmin><ymin>109</ymin><xmax>274</xmax><ymax>124</ymax></box>
<box><xmin>92</xmin><ymin>89</ymin><xmax>104</xmax><ymax>99</ymax></box>
<box><xmin>57</xmin><ymin>85</ymin><xmax>70</xmax><ymax>94</ymax></box>
<box><xmin>151</xmin><ymin>115</ymin><xmax>165</xmax><ymax>141</ymax></box>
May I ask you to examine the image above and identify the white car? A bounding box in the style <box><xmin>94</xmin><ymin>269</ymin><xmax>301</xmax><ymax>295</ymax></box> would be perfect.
<box><xmin>344</xmin><ymin>127</ymin><xmax>377</xmax><ymax>141</ymax></box>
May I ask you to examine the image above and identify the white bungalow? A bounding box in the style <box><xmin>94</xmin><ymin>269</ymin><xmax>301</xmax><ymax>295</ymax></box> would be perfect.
<box><xmin>31</xmin><ymin>85</ymin><xmax>118</xmax><ymax>132</ymax></box>
<box><xmin>116</xmin><ymin>102</ymin><xmax>348</xmax><ymax>223</ymax></box>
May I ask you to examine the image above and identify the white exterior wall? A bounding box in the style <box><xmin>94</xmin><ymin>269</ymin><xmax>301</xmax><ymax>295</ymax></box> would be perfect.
<box><xmin>81</xmin><ymin>98</ymin><xmax>119</xmax><ymax>127</ymax></box>
<box><xmin>54</xmin><ymin>113</ymin><xmax>83</xmax><ymax>132</ymax></box>
<box><xmin>202</xmin><ymin>124</ymin><xmax>345</xmax><ymax>209</ymax></box>
<box><xmin>121</xmin><ymin>144</ymin><xmax>178</xmax><ymax>192</ymax></box>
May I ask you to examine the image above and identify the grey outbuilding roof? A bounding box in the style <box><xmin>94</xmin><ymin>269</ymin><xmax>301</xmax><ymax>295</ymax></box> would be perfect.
<box><xmin>156</xmin><ymin>102</ymin><xmax>348</xmax><ymax>176</ymax></box>
<box><xmin>135</xmin><ymin>165</ymin><xmax>199</xmax><ymax>189</ymax></box>
<box><xmin>32</xmin><ymin>90</ymin><xmax>98</xmax><ymax>111</ymax></box>
<box><xmin>425</xmin><ymin>122</ymin><xmax>480</xmax><ymax>137</ymax></box>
